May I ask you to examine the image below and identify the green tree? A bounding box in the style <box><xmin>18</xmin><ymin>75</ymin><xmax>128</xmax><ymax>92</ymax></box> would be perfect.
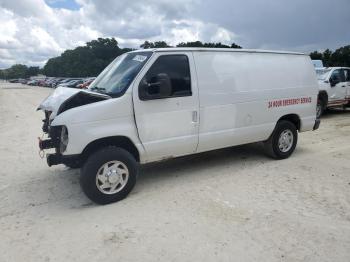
<box><xmin>231</xmin><ymin>43</ymin><xmax>242</xmax><ymax>48</ymax></box>
<box><xmin>309</xmin><ymin>46</ymin><xmax>350</xmax><ymax>67</ymax></box>
<box><xmin>42</xmin><ymin>37</ymin><xmax>131</xmax><ymax>77</ymax></box>
<box><xmin>140</xmin><ymin>41</ymin><xmax>170</xmax><ymax>49</ymax></box>
<box><xmin>0</xmin><ymin>65</ymin><xmax>41</xmax><ymax>79</ymax></box>
<box><xmin>25</xmin><ymin>66</ymin><xmax>40</xmax><ymax>78</ymax></box>
<box><xmin>176</xmin><ymin>41</ymin><xmax>204</xmax><ymax>47</ymax></box>
<box><xmin>0</xmin><ymin>70</ymin><xmax>5</xmax><ymax>80</ymax></box>
<box><xmin>140</xmin><ymin>41</ymin><xmax>154</xmax><ymax>49</ymax></box>
<box><xmin>332</xmin><ymin>45</ymin><xmax>350</xmax><ymax>67</ymax></box>
<box><xmin>7</xmin><ymin>37</ymin><xmax>350</xmax><ymax>80</ymax></box>
<box><xmin>7</xmin><ymin>64</ymin><xmax>28</xmax><ymax>79</ymax></box>
<box><xmin>310</xmin><ymin>51</ymin><xmax>323</xmax><ymax>60</ymax></box>
<box><xmin>176</xmin><ymin>41</ymin><xmax>241</xmax><ymax>48</ymax></box>
<box><xmin>41</xmin><ymin>38</ymin><xmax>242</xmax><ymax>77</ymax></box>
<box><xmin>323</xmin><ymin>49</ymin><xmax>333</xmax><ymax>66</ymax></box>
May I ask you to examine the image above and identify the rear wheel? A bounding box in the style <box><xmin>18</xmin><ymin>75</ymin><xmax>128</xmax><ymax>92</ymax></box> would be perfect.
<box><xmin>316</xmin><ymin>99</ymin><xmax>324</xmax><ymax>119</ymax></box>
<box><xmin>80</xmin><ymin>147</ymin><xmax>138</xmax><ymax>204</ymax></box>
<box><xmin>264</xmin><ymin>120</ymin><xmax>298</xmax><ymax>159</ymax></box>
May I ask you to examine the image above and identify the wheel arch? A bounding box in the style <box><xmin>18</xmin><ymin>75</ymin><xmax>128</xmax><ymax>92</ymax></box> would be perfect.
<box><xmin>81</xmin><ymin>136</ymin><xmax>140</xmax><ymax>163</ymax></box>
<box><xmin>277</xmin><ymin>114</ymin><xmax>301</xmax><ymax>131</ymax></box>
<box><xmin>318</xmin><ymin>91</ymin><xmax>328</xmax><ymax>105</ymax></box>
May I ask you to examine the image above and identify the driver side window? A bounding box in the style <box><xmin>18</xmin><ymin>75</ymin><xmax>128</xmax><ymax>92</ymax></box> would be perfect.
<box><xmin>141</xmin><ymin>55</ymin><xmax>192</xmax><ymax>99</ymax></box>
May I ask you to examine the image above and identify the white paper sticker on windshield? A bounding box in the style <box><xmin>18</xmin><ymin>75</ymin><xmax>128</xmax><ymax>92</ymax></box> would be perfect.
<box><xmin>133</xmin><ymin>55</ymin><xmax>147</xmax><ymax>62</ymax></box>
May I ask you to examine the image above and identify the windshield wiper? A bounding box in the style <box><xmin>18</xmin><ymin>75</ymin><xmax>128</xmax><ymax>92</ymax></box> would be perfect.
<box><xmin>90</xmin><ymin>86</ymin><xmax>107</xmax><ymax>94</ymax></box>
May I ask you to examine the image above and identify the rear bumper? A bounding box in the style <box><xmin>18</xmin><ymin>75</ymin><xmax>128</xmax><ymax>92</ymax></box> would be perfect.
<box><xmin>313</xmin><ymin>119</ymin><xmax>321</xmax><ymax>130</ymax></box>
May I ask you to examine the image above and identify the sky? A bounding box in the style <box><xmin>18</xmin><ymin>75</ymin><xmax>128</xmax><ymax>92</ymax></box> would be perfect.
<box><xmin>0</xmin><ymin>0</ymin><xmax>349</xmax><ymax>68</ymax></box>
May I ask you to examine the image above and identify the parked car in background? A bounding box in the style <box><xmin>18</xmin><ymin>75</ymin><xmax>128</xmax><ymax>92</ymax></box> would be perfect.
<box><xmin>42</xmin><ymin>78</ymin><xmax>54</xmax><ymax>87</ymax></box>
<box><xmin>316</xmin><ymin>67</ymin><xmax>350</xmax><ymax>117</ymax></box>
<box><xmin>56</xmin><ymin>79</ymin><xmax>80</xmax><ymax>87</ymax></box>
<box><xmin>41</xmin><ymin>79</ymin><xmax>50</xmax><ymax>87</ymax></box>
<box><xmin>18</xmin><ymin>79</ymin><xmax>29</xmax><ymax>84</ymax></box>
<box><xmin>57</xmin><ymin>79</ymin><xmax>84</xmax><ymax>88</ymax></box>
<box><xmin>27</xmin><ymin>80</ymin><xmax>39</xmax><ymax>86</ymax></box>
<box><xmin>77</xmin><ymin>78</ymin><xmax>95</xmax><ymax>89</ymax></box>
<box><xmin>54</xmin><ymin>79</ymin><xmax>71</xmax><ymax>88</ymax></box>
<box><xmin>50</xmin><ymin>78</ymin><xmax>64</xmax><ymax>88</ymax></box>
<box><xmin>37</xmin><ymin>79</ymin><xmax>48</xmax><ymax>86</ymax></box>
<box><xmin>8</xmin><ymin>78</ymin><xmax>26</xmax><ymax>84</ymax></box>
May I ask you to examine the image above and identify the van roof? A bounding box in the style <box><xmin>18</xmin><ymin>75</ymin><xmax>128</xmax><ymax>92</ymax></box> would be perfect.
<box><xmin>130</xmin><ymin>47</ymin><xmax>306</xmax><ymax>56</ymax></box>
<box><xmin>316</xmin><ymin>67</ymin><xmax>350</xmax><ymax>70</ymax></box>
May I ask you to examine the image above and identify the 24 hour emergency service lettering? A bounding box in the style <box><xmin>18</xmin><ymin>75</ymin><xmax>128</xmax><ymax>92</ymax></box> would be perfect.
<box><xmin>268</xmin><ymin>97</ymin><xmax>312</xmax><ymax>109</ymax></box>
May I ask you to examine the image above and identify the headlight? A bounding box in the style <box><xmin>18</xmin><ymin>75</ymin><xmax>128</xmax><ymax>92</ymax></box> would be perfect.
<box><xmin>60</xmin><ymin>126</ymin><xmax>69</xmax><ymax>153</ymax></box>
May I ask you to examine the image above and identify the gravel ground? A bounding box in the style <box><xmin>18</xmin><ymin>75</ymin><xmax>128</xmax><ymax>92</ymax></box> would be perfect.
<box><xmin>1</xmin><ymin>82</ymin><xmax>350</xmax><ymax>262</ymax></box>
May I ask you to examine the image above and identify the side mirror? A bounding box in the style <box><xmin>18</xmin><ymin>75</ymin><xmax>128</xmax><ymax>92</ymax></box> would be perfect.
<box><xmin>139</xmin><ymin>73</ymin><xmax>172</xmax><ymax>100</ymax></box>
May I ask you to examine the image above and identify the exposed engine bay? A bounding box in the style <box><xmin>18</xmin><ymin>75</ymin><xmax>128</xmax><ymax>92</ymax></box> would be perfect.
<box><xmin>38</xmin><ymin>86</ymin><xmax>110</xmax><ymax>121</ymax></box>
<box><xmin>37</xmin><ymin>87</ymin><xmax>110</xmax><ymax>166</ymax></box>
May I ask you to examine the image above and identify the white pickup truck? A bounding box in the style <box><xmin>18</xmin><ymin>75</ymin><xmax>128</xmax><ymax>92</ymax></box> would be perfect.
<box><xmin>38</xmin><ymin>48</ymin><xmax>320</xmax><ymax>204</ymax></box>
<box><xmin>316</xmin><ymin>67</ymin><xmax>350</xmax><ymax>117</ymax></box>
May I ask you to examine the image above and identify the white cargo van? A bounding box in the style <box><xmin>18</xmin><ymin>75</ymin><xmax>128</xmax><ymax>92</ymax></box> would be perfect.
<box><xmin>316</xmin><ymin>67</ymin><xmax>350</xmax><ymax>117</ymax></box>
<box><xmin>38</xmin><ymin>48</ymin><xmax>320</xmax><ymax>204</ymax></box>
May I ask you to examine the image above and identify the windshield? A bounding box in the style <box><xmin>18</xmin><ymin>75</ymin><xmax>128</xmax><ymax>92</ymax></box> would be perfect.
<box><xmin>316</xmin><ymin>69</ymin><xmax>331</xmax><ymax>80</ymax></box>
<box><xmin>89</xmin><ymin>52</ymin><xmax>152</xmax><ymax>97</ymax></box>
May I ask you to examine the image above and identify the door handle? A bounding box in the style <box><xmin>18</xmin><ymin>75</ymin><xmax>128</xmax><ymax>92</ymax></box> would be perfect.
<box><xmin>192</xmin><ymin>111</ymin><xmax>198</xmax><ymax>123</ymax></box>
<box><xmin>342</xmin><ymin>85</ymin><xmax>346</xmax><ymax>87</ymax></box>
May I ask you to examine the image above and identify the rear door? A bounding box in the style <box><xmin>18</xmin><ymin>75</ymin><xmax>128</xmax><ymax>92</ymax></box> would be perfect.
<box><xmin>132</xmin><ymin>52</ymin><xmax>199</xmax><ymax>162</ymax></box>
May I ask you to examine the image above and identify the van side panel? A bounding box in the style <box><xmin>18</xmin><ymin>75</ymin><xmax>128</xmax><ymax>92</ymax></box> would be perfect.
<box><xmin>193</xmin><ymin>51</ymin><xmax>318</xmax><ymax>153</ymax></box>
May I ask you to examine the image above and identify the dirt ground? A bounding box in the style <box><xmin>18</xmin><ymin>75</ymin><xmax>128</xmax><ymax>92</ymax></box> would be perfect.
<box><xmin>0</xmin><ymin>82</ymin><xmax>350</xmax><ymax>262</ymax></box>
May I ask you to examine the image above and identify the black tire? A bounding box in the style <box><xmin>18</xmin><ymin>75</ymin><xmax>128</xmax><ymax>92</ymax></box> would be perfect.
<box><xmin>264</xmin><ymin>120</ymin><xmax>298</xmax><ymax>160</ymax></box>
<box><xmin>316</xmin><ymin>99</ymin><xmax>325</xmax><ymax>119</ymax></box>
<box><xmin>80</xmin><ymin>146</ymin><xmax>138</xmax><ymax>205</ymax></box>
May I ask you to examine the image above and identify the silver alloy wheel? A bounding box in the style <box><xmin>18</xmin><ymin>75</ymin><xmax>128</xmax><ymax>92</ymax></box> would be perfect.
<box><xmin>95</xmin><ymin>161</ymin><xmax>129</xmax><ymax>195</ymax></box>
<box><xmin>278</xmin><ymin>129</ymin><xmax>294</xmax><ymax>153</ymax></box>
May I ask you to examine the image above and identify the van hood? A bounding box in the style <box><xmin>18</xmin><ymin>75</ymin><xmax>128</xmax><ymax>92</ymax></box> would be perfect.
<box><xmin>37</xmin><ymin>87</ymin><xmax>110</xmax><ymax>119</ymax></box>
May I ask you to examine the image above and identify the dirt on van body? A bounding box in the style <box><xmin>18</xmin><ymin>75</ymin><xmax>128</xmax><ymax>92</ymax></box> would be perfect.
<box><xmin>1</xmin><ymin>82</ymin><xmax>350</xmax><ymax>262</ymax></box>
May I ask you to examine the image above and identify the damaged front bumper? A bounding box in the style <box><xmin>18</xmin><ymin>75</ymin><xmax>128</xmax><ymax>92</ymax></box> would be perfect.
<box><xmin>38</xmin><ymin>118</ymin><xmax>75</xmax><ymax>167</ymax></box>
<box><xmin>37</xmin><ymin>87</ymin><xmax>111</xmax><ymax>167</ymax></box>
<box><xmin>38</xmin><ymin>137</ymin><xmax>57</xmax><ymax>151</ymax></box>
<box><xmin>38</xmin><ymin>135</ymin><xmax>80</xmax><ymax>167</ymax></box>
<box><xmin>46</xmin><ymin>153</ymin><xmax>80</xmax><ymax>167</ymax></box>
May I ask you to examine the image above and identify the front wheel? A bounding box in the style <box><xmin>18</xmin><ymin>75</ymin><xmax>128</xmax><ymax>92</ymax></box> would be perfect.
<box><xmin>80</xmin><ymin>147</ymin><xmax>138</xmax><ymax>204</ymax></box>
<box><xmin>264</xmin><ymin>120</ymin><xmax>298</xmax><ymax>159</ymax></box>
